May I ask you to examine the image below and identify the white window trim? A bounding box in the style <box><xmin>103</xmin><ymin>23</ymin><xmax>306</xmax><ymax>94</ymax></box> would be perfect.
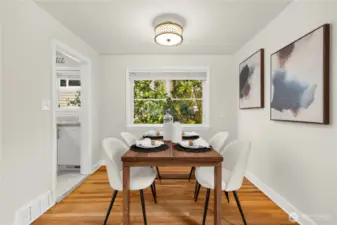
<box><xmin>126</xmin><ymin>67</ymin><xmax>210</xmax><ymax>129</ymax></box>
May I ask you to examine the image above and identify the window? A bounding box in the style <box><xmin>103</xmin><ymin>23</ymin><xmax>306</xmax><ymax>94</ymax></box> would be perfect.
<box><xmin>128</xmin><ymin>70</ymin><xmax>208</xmax><ymax>127</ymax></box>
<box><xmin>57</xmin><ymin>77</ymin><xmax>81</xmax><ymax>109</ymax></box>
<box><xmin>60</xmin><ymin>79</ymin><xmax>67</xmax><ymax>87</ymax></box>
<box><xmin>68</xmin><ymin>79</ymin><xmax>81</xmax><ymax>86</ymax></box>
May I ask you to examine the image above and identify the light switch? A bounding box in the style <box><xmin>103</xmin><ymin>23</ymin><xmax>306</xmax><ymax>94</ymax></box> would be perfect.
<box><xmin>41</xmin><ymin>99</ymin><xmax>51</xmax><ymax>111</ymax></box>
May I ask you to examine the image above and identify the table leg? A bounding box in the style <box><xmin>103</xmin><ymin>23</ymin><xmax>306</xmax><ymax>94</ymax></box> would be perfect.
<box><xmin>214</xmin><ymin>163</ymin><xmax>222</xmax><ymax>225</ymax></box>
<box><xmin>123</xmin><ymin>165</ymin><xmax>130</xmax><ymax>225</ymax></box>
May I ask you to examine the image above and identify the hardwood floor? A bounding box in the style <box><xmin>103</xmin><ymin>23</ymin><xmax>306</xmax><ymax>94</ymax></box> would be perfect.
<box><xmin>33</xmin><ymin>167</ymin><xmax>296</xmax><ymax>225</ymax></box>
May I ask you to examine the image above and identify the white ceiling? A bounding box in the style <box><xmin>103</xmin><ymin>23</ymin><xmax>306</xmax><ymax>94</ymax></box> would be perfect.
<box><xmin>37</xmin><ymin>0</ymin><xmax>291</xmax><ymax>54</ymax></box>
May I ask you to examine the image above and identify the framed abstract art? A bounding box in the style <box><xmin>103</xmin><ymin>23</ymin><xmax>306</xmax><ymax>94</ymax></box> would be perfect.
<box><xmin>239</xmin><ymin>49</ymin><xmax>264</xmax><ymax>109</ymax></box>
<box><xmin>270</xmin><ymin>24</ymin><xmax>330</xmax><ymax>124</ymax></box>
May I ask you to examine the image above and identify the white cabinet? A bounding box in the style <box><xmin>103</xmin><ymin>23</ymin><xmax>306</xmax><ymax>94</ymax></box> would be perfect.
<box><xmin>57</xmin><ymin>125</ymin><xmax>81</xmax><ymax>166</ymax></box>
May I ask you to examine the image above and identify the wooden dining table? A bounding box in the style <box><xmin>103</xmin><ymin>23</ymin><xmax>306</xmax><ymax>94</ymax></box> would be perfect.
<box><xmin>121</xmin><ymin>140</ymin><xmax>223</xmax><ymax>225</ymax></box>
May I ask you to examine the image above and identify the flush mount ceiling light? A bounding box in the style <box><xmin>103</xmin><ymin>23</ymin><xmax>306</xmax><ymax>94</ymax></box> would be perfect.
<box><xmin>154</xmin><ymin>21</ymin><xmax>183</xmax><ymax>47</ymax></box>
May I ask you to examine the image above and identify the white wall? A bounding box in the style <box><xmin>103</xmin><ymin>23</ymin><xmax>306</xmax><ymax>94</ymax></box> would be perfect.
<box><xmin>0</xmin><ymin>24</ymin><xmax>2</xmax><ymax>178</ymax></box>
<box><xmin>235</xmin><ymin>1</ymin><xmax>337</xmax><ymax>224</ymax></box>
<box><xmin>0</xmin><ymin>0</ymin><xmax>101</xmax><ymax>224</ymax></box>
<box><xmin>100</xmin><ymin>55</ymin><xmax>237</xmax><ymax>142</ymax></box>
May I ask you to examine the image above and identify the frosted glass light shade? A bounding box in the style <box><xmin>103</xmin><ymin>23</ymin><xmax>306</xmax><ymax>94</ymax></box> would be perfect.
<box><xmin>154</xmin><ymin>22</ymin><xmax>183</xmax><ymax>46</ymax></box>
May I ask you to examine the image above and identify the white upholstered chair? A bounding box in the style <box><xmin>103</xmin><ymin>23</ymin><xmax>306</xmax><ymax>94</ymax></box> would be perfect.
<box><xmin>208</xmin><ymin>131</ymin><xmax>230</xmax><ymax>154</ymax></box>
<box><xmin>120</xmin><ymin>132</ymin><xmax>137</xmax><ymax>146</ymax></box>
<box><xmin>102</xmin><ymin>138</ymin><xmax>157</xmax><ymax>225</ymax></box>
<box><xmin>194</xmin><ymin>140</ymin><xmax>251</xmax><ymax>225</ymax></box>
<box><xmin>188</xmin><ymin>131</ymin><xmax>229</xmax><ymax>181</ymax></box>
<box><xmin>121</xmin><ymin>132</ymin><xmax>162</xmax><ymax>180</ymax></box>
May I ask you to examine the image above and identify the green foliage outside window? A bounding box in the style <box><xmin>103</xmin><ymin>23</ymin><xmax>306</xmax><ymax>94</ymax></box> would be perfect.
<box><xmin>67</xmin><ymin>90</ymin><xmax>81</xmax><ymax>107</ymax></box>
<box><xmin>133</xmin><ymin>80</ymin><xmax>203</xmax><ymax>124</ymax></box>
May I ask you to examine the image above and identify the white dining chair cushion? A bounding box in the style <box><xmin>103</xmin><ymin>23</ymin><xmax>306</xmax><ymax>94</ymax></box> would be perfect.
<box><xmin>103</xmin><ymin>138</ymin><xmax>156</xmax><ymax>191</ymax></box>
<box><xmin>121</xmin><ymin>132</ymin><xmax>138</xmax><ymax>147</ymax></box>
<box><xmin>222</xmin><ymin>140</ymin><xmax>251</xmax><ymax>191</ymax></box>
<box><xmin>195</xmin><ymin>140</ymin><xmax>251</xmax><ymax>192</ymax></box>
<box><xmin>209</xmin><ymin>132</ymin><xmax>229</xmax><ymax>153</ymax></box>
<box><xmin>119</xmin><ymin>167</ymin><xmax>157</xmax><ymax>191</ymax></box>
<box><xmin>195</xmin><ymin>166</ymin><xmax>231</xmax><ymax>190</ymax></box>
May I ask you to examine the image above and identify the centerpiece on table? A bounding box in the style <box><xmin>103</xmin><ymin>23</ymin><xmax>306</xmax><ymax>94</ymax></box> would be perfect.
<box><xmin>163</xmin><ymin>95</ymin><xmax>193</xmax><ymax>143</ymax></box>
<box><xmin>163</xmin><ymin>110</ymin><xmax>173</xmax><ymax>141</ymax></box>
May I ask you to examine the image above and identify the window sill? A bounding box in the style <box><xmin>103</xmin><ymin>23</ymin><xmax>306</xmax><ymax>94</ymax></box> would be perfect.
<box><xmin>56</xmin><ymin>108</ymin><xmax>80</xmax><ymax>111</ymax></box>
<box><xmin>127</xmin><ymin>124</ymin><xmax>210</xmax><ymax>129</ymax></box>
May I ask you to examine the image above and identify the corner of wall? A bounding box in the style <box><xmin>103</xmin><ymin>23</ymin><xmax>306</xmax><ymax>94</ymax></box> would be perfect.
<box><xmin>91</xmin><ymin>160</ymin><xmax>105</xmax><ymax>173</ymax></box>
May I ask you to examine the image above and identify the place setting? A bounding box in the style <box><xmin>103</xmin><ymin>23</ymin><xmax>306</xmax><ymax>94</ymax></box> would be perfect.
<box><xmin>182</xmin><ymin>131</ymin><xmax>200</xmax><ymax>140</ymax></box>
<box><xmin>143</xmin><ymin>129</ymin><xmax>200</xmax><ymax>140</ymax></box>
<box><xmin>130</xmin><ymin>138</ymin><xmax>169</xmax><ymax>152</ymax></box>
<box><xmin>175</xmin><ymin>138</ymin><xmax>212</xmax><ymax>153</ymax></box>
<box><xmin>142</xmin><ymin>130</ymin><xmax>163</xmax><ymax>139</ymax></box>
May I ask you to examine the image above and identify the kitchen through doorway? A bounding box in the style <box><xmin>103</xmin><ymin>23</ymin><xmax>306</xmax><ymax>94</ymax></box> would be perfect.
<box><xmin>52</xmin><ymin>41</ymin><xmax>92</xmax><ymax>202</ymax></box>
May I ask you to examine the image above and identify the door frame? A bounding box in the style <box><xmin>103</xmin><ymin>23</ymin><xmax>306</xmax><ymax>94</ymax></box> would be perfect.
<box><xmin>51</xmin><ymin>39</ymin><xmax>92</xmax><ymax>200</ymax></box>
<box><xmin>0</xmin><ymin>24</ymin><xmax>2</xmax><ymax>171</ymax></box>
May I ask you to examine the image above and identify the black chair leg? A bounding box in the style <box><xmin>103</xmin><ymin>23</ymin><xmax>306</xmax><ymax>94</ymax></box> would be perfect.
<box><xmin>233</xmin><ymin>191</ymin><xmax>247</xmax><ymax>225</ymax></box>
<box><xmin>194</xmin><ymin>184</ymin><xmax>201</xmax><ymax>202</ymax></box>
<box><xmin>202</xmin><ymin>189</ymin><xmax>211</xmax><ymax>225</ymax></box>
<box><xmin>140</xmin><ymin>189</ymin><xmax>147</xmax><ymax>225</ymax></box>
<box><xmin>153</xmin><ymin>179</ymin><xmax>157</xmax><ymax>195</ymax></box>
<box><xmin>156</xmin><ymin>167</ymin><xmax>162</xmax><ymax>181</ymax></box>
<box><xmin>224</xmin><ymin>191</ymin><xmax>230</xmax><ymax>203</ymax></box>
<box><xmin>150</xmin><ymin>182</ymin><xmax>157</xmax><ymax>203</ymax></box>
<box><xmin>194</xmin><ymin>181</ymin><xmax>198</xmax><ymax>199</ymax></box>
<box><xmin>103</xmin><ymin>190</ymin><xmax>118</xmax><ymax>225</ymax></box>
<box><xmin>195</xmin><ymin>183</ymin><xmax>201</xmax><ymax>202</ymax></box>
<box><xmin>188</xmin><ymin>167</ymin><xmax>195</xmax><ymax>181</ymax></box>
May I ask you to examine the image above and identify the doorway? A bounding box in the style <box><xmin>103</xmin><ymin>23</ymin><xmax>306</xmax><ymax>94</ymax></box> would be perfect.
<box><xmin>51</xmin><ymin>40</ymin><xmax>92</xmax><ymax>202</ymax></box>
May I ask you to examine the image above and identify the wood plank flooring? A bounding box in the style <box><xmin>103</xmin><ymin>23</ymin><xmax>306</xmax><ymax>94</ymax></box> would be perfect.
<box><xmin>33</xmin><ymin>167</ymin><xmax>296</xmax><ymax>225</ymax></box>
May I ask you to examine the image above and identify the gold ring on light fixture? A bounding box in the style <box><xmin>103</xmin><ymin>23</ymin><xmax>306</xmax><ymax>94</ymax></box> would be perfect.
<box><xmin>154</xmin><ymin>21</ymin><xmax>184</xmax><ymax>46</ymax></box>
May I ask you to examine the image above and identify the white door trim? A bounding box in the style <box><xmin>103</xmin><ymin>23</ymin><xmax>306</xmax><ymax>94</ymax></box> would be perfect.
<box><xmin>51</xmin><ymin>39</ymin><xmax>92</xmax><ymax>201</ymax></box>
<box><xmin>0</xmin><ymin>24</ymin><xmax>2</xmax><ymax>172</ymax></box>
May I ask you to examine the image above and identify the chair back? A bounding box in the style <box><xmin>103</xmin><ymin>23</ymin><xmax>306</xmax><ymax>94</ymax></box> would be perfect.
<box><xmin>102</xmin><ymin>138</ymin><xmax>129</xmax><ymax>190</ymax></box>
<box><xmin>222</xmin><ymin>140</ymin><xmax>251</xmax><ymax>191</ymax></box>
<box><xmin>209</xmin><ymin>132</ymin><xmax>229</xmax><ymax>152</ymax></box>
<box><xmin>121</xmin><ymin>132</ymin><xmax>137</xmax><ymax>147</ymax></box>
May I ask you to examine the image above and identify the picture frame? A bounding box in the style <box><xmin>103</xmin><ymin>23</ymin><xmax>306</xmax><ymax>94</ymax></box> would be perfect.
<box><xmin>270</xmin><ymin>24</ymin><xmax>330</xmax><ymax>124</ymax></box>
<box><xmin>239</xmin><ymin>49</ymin><xmax>264</xmax><ymax>109</ymax></box>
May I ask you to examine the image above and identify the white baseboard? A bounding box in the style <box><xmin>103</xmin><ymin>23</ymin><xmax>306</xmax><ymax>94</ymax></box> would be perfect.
<box><xmin>245</xmin><ymin>171</ymin><xmax>316</xmax><ymax>225</ymax></box>
<box><xmin>15</xmin><ymin>161</ymin><xmax>105</xmax><ymax>225</ymax></box>
<box><xmin>15</xmin><ymin>190</ymin><xmax>54</xmax><ymax>225</ymax></box>
<box><xmin>91</xmin><ymin>160</ymin><xmax>105</xmax><ymax>173</ymax></box>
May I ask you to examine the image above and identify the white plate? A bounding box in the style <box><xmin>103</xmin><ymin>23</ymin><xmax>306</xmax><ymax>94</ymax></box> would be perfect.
<box><xmin>136</xmin><ymin>140</ymin><xmax>164</xmax><ymax>148</ymax></box>
<box><xmin>144</xmin><ymin>131</ymin><xmax>163</xmax><ymax>137</ymax></box>
<box><xmin>180</xmin><ymin>141</ymin><xmax>207</xmax><ymax>149</ymax></box>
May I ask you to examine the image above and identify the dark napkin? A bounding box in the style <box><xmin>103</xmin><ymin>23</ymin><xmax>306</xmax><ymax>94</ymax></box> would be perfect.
<box><xmin>130</xmin><ymin>144</ymin><xmax>169</xmax><ymax>153</ymax></box>
<box><xmin>174</xmin><ymin>143</ymin><xmax>212</xmax><ymax>153</ymax></box>
<box><xmin>142</xmin><ymin>135</ymin><xmax>164</xmax><ymax>139</ymax></box>
<box><xmin>182</xmin><ymin>135</ymin><xmax>200</xmax><ymax>140</ymax></box>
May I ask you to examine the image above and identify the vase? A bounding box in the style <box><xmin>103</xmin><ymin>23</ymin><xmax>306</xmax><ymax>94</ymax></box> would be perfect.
<box><xmin>172</xmin><ymin>121</ymin><xmax>182</xmax><ymax>143</ymax></box>
<box><xmin>163</xmin><ymin>111</ymin><xmax>173</xmax><ymax>141</ymax></box>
